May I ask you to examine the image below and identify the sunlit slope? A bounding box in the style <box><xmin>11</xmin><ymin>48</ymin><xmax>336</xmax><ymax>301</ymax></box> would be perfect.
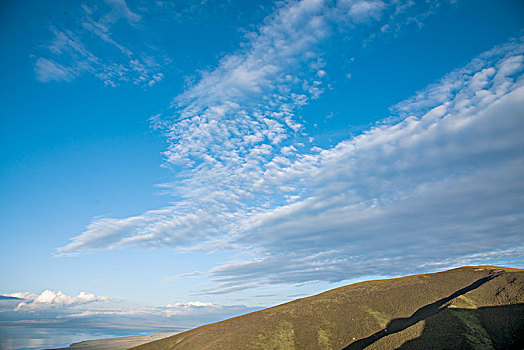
<box><xmin>133</xmin><ymin>266</ymin><xmax>524</xmax><ymax>350</ymax></box>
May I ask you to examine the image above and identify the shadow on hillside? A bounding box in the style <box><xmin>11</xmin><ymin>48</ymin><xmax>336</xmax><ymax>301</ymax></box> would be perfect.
<box><xmin>397</xmin><ymin>303</ymin><xmax>524</xmax><ymax>349</ymax></box>
<box><xmin>342</xmin><ymin>274</ymin><xmax>499</xmax><ymax>350</ymax></box>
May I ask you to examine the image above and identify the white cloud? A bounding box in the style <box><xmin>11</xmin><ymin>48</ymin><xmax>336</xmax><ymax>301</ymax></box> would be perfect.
<box><xmin>160</xmin><ymin>301</ymin><xmax>221</xmax><ymax>317</ymax></box>
<box><xmin>202</xmin><ymin>39</ymin><xmax>524</xmax><ymax>290</ymax></box>
<box><xmin>171</xmin><ymin>271</ymin><xmax>203</xmax><ymax>279</ymax></box>
<box><xmin>56</xmin><ymin>1</ymin><xmax>524</xmax><ymax>295</ymax></box>
<box><xmin>34</xmin><ymin>58</ymin><xmax>75</xmax><ymax>82</ymax></box>
<box><xmin>0</xmin><ymin>290</ymin><xmax>255</xmax><ymax>330</ymax></box>
<box><xmin>163</xmin><ymin>0</ymin><xmax>331</xmax><ymax>162</ymax></box>
<box><xmin>34</xmin><ymin>0</ymin><xmax>166</xmax><ymax>87</ymax></box>
<box><xmin>338</xmin><ymin>0</ymin><xmax>386</xmax><ymax>22</ymax></box>
<box><xmin>0</xmin><ymin>290</ymin><xmax>115</xmax><ymax>312</ymax></box>
<box><xmin>104</xmin><ymin>0</ymin><xmax>142</xmax><ymax>24</ymax></box>
<box><xmin>58</xmin><ymin>0</ymin><xmax>334</xmax><ymax>255</ymax></box>
<box><xmin>2</xmin><ymin>292</ymin><xmax>37</xmax><ymax>300</ymax></box>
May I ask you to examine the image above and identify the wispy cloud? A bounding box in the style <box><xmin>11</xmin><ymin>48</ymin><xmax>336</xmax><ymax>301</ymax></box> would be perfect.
<box><xmin>202</xmin><ymin>39</ymin><xmax>524</xmax><ymax>292</ymax></box>
<box><xmin>57</xmin><ymin>0</ymin><xmax>335</xmax><ymax>255</ymax></box>
<box><xmin>163</xmin><ymin>271</ymin><xmax>204</xmax><ymax>283</ymax></box>
<box><xmin>57</xmin><ymin>1</ymin><xmax>524</xmax><ymax>295</ymax></box>
<box><xmin>34</xmin><ymin>0</ymin><xmax>167</xmax><ymax>87</ymax></box>
<box><xmin>59</xmin><ymin>0</ymin><xmax>404</xmax><ymax>255</ymax></box>
<box><xmin>34</xmin><ymin>57</ymin><xmax>76</xmax><ymax>82</ymax></box>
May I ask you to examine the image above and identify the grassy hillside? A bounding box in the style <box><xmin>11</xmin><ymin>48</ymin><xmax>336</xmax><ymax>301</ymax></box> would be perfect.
<box><xmin>133</xmin><ymin>266</ymin><xmax>524</xmax><ymax>350</ymax></box>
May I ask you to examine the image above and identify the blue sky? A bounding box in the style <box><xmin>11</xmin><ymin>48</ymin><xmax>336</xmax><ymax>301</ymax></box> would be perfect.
<box><xmin>1</xmin><ymin>0</ymin><xmax>524</xmax><ymax>336</ymax></box>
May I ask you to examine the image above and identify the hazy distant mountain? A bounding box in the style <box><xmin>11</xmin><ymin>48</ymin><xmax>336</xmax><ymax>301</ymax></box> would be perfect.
<box><xmin>132</xmin><ymin>266</ymin><xmax>524</xmax><ymax>350</ymax></box>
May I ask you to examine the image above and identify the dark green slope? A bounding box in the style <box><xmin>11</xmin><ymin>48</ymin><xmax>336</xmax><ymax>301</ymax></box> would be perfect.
<box><xmin>133</xmin><ymin>266</ymin><xmax>524</xmax><ymax>350</ymax></box>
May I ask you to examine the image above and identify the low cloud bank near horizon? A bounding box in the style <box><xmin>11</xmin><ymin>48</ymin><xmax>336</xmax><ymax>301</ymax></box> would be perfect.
<box><xmin>55</xmin><ymin>0</ymin><xmax>524</xmax><ymax>295</ymax></box>
<box><xmin>1</xmin><ymin>290</ymin><xmax>115</xmax><ymax>312</ymax></box>
<box><xmin>0</xmin><ymin>290</ymin><xmax>256</xmax><ymax>330</ymax></box>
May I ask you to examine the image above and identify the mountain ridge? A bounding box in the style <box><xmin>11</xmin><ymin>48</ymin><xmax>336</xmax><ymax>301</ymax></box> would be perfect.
<box><xmin>133</xmin><ymin>266</ymin><xmax>524</xmax><ymax>349</ymax></box>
